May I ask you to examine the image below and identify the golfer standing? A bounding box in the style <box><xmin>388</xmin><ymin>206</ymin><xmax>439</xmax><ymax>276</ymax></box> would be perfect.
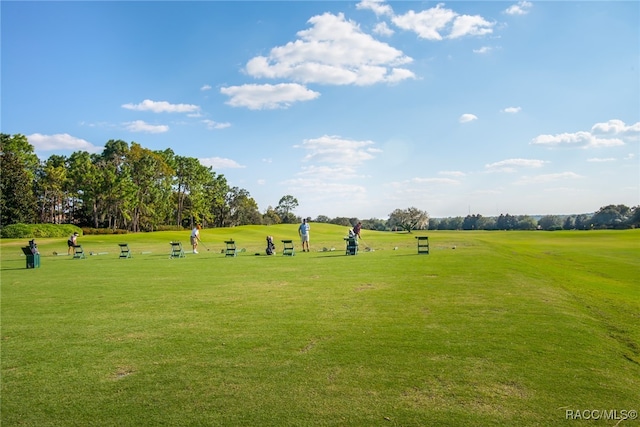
<box><xmin>299</xmin><ymin>218</ymin><xmax>310</xmax><ymax>252</ymax></box>
<box><xmin>353</xmin><ymin>221</ymin><xmax>362</xmax><ymax>239</ymax></box>
<box><xmin>67</xmin><ymin>232</ymin><xmax>78</xmax><ymax>255</ymax></box>
<box><xmin>191</xmin><ymin>225</ymin><xmax>201</xmax><ymax>254</ymax></box>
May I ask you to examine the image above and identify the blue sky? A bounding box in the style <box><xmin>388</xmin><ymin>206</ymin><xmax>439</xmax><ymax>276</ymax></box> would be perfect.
<box><xmin>2</xmin><ymin>1</ymin><xmax>639</xmax><ymax>219</ymax></box>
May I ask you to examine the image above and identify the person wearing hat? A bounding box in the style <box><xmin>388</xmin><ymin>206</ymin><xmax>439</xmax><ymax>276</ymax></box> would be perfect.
<box><xmin>67</xmin><ymin>232</ymin><xmax>79</xmax><ymax>255</ymax></box>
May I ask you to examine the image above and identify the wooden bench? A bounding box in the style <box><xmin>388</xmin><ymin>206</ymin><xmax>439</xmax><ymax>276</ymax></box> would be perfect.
<box><xmin>281</xmin><ymin>240</ymin><xmax>295</xmax><ymax>256</ymax></box>
<box><xmin>119</xmin><ymin>243</ymin><xmax>132</xmax><ymax>259</ymax></box>
<box><xmin>169</xmin><ymin>242</ymin><xmax>185</xmax><ymax>258</ymax></box>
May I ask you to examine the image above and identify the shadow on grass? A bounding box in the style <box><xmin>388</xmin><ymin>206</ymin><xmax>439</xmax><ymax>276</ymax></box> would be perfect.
<box><xmin>0</xmin><ymin>267</ymin><xmax>31</xmax><ymax>271</ymax></box>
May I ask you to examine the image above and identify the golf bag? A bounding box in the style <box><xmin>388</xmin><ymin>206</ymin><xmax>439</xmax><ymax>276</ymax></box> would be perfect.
<box><xmin>266</xmin><ymin>236</ymin><xmax>275</xmax><ymax>255</ymax></box>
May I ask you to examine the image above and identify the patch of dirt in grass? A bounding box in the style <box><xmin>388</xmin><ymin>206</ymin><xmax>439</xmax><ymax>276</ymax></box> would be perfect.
<box><xmin>355</xmin><ymin>283</ymin><xmax>375</xmax><ymax>291</ymax></box>
<box><xmin>105</xmin><ymin>332</ymin><xmax>151</xmax><ymax>342</ymax></box>
<box><xmin>110</xmin><ymin>366</ymin><xmax>135</xmax><ymax>380</ymax></box>
<box><xmin>476</xmin><ymin>380</ymin><xmax>530</xmax><ymax>400</ymax></box>
<box><xmin>299</xmin><ymin>339</ymin><xmax>318</xmax><ymax>354</ymax></box>
<box><xmin>401</xmin><ymin>377</ymin><xmax>531</xmax><ymax>418</ymax></box>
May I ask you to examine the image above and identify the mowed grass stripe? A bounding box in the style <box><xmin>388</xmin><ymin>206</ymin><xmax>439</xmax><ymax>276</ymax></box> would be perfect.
<box><xmin>1</xmin><ymin>228</ymin><xmax>638</xmax><ymax>426</ymax></box>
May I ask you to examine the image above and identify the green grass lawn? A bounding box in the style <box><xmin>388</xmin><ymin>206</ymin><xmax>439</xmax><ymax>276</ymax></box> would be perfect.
<box><xmin>1</xmin><ymin>226</ymin><xmax>639</xmax><ymax>426</ymax></box>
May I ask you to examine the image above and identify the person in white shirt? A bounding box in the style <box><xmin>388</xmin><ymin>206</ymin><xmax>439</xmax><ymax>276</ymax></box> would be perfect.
<box><xmin>190</xmin><ymin>225</ymin><xmax>201</xmax><ymax>253</ymax></box>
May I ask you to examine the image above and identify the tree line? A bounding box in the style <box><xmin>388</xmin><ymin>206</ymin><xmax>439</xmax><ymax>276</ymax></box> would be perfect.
<box><xmin>313</xmin><ymin>205</ymin><xmax>639</xmax><ymax>231</ymax></box>
<box><xmin>1</xmin><ymin>134</ymin><xmax>303</xmax><ymax>231</ymax></box>
<box><xmin>427</xmin><ymin>205</ymin><xmax>639</xmax><ymax>231</ymax></box>
<box><xmin>2</xmin><ymin>134</ymin><xmax>637</xmax><ymax>232</ymax></box>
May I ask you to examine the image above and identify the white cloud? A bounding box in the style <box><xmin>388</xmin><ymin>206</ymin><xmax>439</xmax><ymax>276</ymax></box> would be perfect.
<box><xmin>297</xmin><ymin>164</ymin><xmax>362</xmax><ymax>180</ymax></box>
<box><xmin>473</xmin><ymin>46</ymin><xmax>492</xmax><ymax>54</ymax></box>
<box><xmin>515</xmin><ymin>172</ymin><xmax>583</xmax><ymax>185</ymax></box>
<box><xmin>27</xmin><ymin>133</ymin><xmax>102</xmax><ymax>153</ymax></box>
<box><xmin>200</xmin><ymin>84</ymin><xmax>212</xmax><ymax>91</ymax></box>
<box><xmin>220</xmin><ymin>83</ymin><xmax>320</xmax><ymax>110</ymax></box>
<box><xmin>531</xmin><ymin>119</ymin><xmax>639</xmax><ymax>149</ymax></box>
<box><xmin>245</xmin><ymin>12</ymin><xmax>414</xmax><ymax>86</ymax></box>
<box><xmin>392</xmin><ymin>5</ymin><xmax>456</xmax><ymax>41</ymax></box>
<box><xmin>373</xmin><ymin>22</ymin><xmax>394</xmax><ymax>37</ymax></box>
<box><xmin>296</xmin><ymin>135</ymin><xmax>382</xmax><ymax>165</ymax></box>
<box><xmin>199</xmin><ymin>157</ymin><xmax>245</xmax><ymax>169</ymax></box>
<box><xmin>505</xmin><ymin>1</ymin><xmax>533</xmax><ymax>16</ymax></box>
<box><xmin>502</xmin><ymin>106</ymin><xmax>521</xmax><ymax>114</ymax></box>
<box><xmin>448</xmin><ymin>14</ymin><xmax>494</xmax><ymax>39</ymax></box>
<box><xmin>202</xmin><ymin>119</ymin><xmax>231</xmax><ymax>130</ymax></box>
<box><xmin>486</xmin><ymin>158</ymin><xmax>548</xmax><ymax>172</ymax></box>
<box><xmin>356</xmin><ymin>0</ymin><xmax>393</xmax><ymax>17</ymax></box>
<box><xmin>459</xmin><ymin>113</ymin><xmax>478</xmax><ymax>123</ymax></box>
<box><xmin>439</xmin><ymin>170</ymin><xmax>467</xmax><ymax>177</ymax></box>
<box><xmin>591</xmin><ymin>119</ymin><xmax>640</xmax><ymax>141</ymax></box>
<box><xmin>587</xmin><ymin>157</ymin><xmax>616</xmax><ymax>162</ymax></box>
<box><xmin>122</xmin><ymin>99</ymin><xmax>200</xmax><ymax>114</ymax></box>
<box><xmin>283</xmin><ymin>178</ymin><xmax>367</xmax><ymax>199</ymax></box>
<box><xmin>409</xmin><ymin>177</ymin><xmax>460</xmax><ymax>185</ymax></box>
<box><xmin>392</xmin><ymin>4</ymin><xmax>494</xmax><ymax>41</ymax></box>
<box><xmin>124</xmin><ymin>120</ymin><xmax>169</xmax><ymax>133</ymax></box>
<box><xmin>531</xmin><ymin>131</ymin><xmax>624</xmax><ymax>149</ymax></box>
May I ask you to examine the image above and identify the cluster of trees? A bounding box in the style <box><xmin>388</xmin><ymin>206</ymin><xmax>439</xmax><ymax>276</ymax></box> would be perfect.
<box><xmin>429</xmin><ymin>205</ymin><xmax>639</xmax><ymax>231</ymax></box>
<box><xmin>311</xmin><ymin>204</ymin><xmax>639</xmax><ymax>232</ymax></box>
<box><xmin>311</xmin><ymin>207</ymin><xmax>430</xmax><ymax>232</ymax></box>
<box><xmin>2</xmin><ymin>134</ymin><xmax>637</xmax><ymax>232</ymax></box>
<box><xmin>1</xmin><ymin>134</ymin><xmax>304</xmax><ymax>231</ymax></box>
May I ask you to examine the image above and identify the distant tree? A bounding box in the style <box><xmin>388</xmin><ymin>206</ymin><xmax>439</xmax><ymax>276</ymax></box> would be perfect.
<box><xmin>0</xmin><ymin>134</ymin><xmax>38</xmax><ymax>225</ymax></box>
<box><xmin>462</xmin><ymin>214</ymin><xmax>481</xmax><ymax>230</ymax></box>
<box><xmin>538</xmin><ymin>215</ymin><xmax>563</xmax><ymax>231</ymax></box>
<box><xmin>387</xmin><ymin>207</ymin><xmax>429</xmax><ymax>232</ymax></box>
<box><xmin>126</xmin><ymin>143</ymin><xmax>173</xmax><ymax>232</ymax></box>
<box><xmin>1</xmin><ymin>151</ymin><xmax>37</xmax><ymax>225</ymax></box>
<box><xmin>436</xmin><ymin>217</ymin><xmax>463</xmax><ymax>230</ymax></box>
<box><xmin>276</xmin><ymin>195</ymin><xmax>299</xmax><ymax>223</ymax></box>
<box><xmin>67</xmin><ymin>151</ymin><xmax>101</xmax><ymax>227</ymax></box>
<box><xmin>629</xmin><ymin>206</ymin><xmax>640</xmax><ymax>228</ymax></box>
<box><xmin>98</xmin><ymin>140</ymin><xmax>133</xmax><ymax>229</ymax></box>
<box><xmin>362</xmin><ymin>218</ymin><xmax>387</xmax><ymax>231</ymax></box>
<box><xmin>517</xmin><ymin>215</ymin><xmax>537</xmax><ymax>230</ymax></box>
<box><xmin>478</xmin><ymin>216</ymin><xmax>497</xmax><ymax>230</ymax></box>
<box><xmin>496</xmin><ymin>214</ymin><xmax>519</xmax><ymax>230</ymax></box>
<box><xmin>207</xmin><ymin>173</ymin><xmax>231</xmax><ymax>228</ymax></box>
<box><xmin>314</xmin><ymin>215</ymin><xmax>330</xmax><ymax>223</ymax></box>
<box><xmin>591</xmin><ymin>204</ymin><xmax>632</xmax><ymax>228</ymax></box>
<box><xmin>262</xmin><ymin>206</ymin><xmax>281</xmax><ymax>225</ymax></box>
<box><xmin>224</xmin><ymin>187</ymin><xmax>261</xmax><ymax>226</ymax></box>
<box><xmin>172</xmin><ymin>154</ymin><xmax>206</xmax><ymax>227</ymax></box>
<box><xmin>37</xmin><ymin>155</ymin><xmax>68</xmax><ymax>224</ymax></box>
<box><xmin>330</xmin><ymin>217</ymin><xmax>352</xmax><ymax>227</ymax></box>
<box><xmin>563</xmin><ymin>215</ymin><xmax>576</xmax><ymax>230</ymax></box>
<box><xmin>574</xmin><ymin>214</ymin><xmax>592</xmax><ymax>230</ymax></box>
